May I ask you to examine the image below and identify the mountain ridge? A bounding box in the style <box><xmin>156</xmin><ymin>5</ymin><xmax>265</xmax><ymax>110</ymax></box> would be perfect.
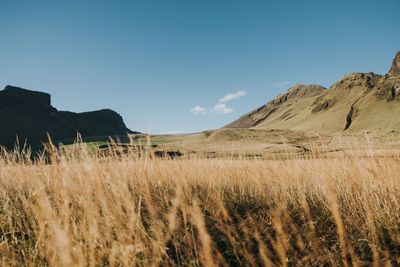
<box><xmin>226</xmin><ymin>51</ymin><xmax>400</xmax><ymax>134</ymax></box>
<box><xmin>0</xmin><ymin>85</ymin><xmax>134</xmax><ymax>149</ymax></box>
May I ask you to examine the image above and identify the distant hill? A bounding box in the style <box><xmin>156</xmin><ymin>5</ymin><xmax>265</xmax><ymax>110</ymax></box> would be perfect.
<box><xmin>0</xmin><ymin>85</ymin><xmax>135</xmax><ymax>149</ymax></box>
<box><xmin>226</xmin><ymin>51</ymin><xmax>400</xmax><ymax>134</ymax></box>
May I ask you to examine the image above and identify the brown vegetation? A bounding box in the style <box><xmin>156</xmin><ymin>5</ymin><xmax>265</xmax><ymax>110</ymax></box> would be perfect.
<box><xmin>0</xmin><ymin>141</ymin><xmax>399</xmax><ymax>266</ymax></box>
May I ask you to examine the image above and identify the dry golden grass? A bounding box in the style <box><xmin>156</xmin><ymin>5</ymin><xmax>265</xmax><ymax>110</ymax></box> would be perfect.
<box><xmin>0</xmin><ymin>142</ymin><xmax>399</xmax><ymax>266</ymax></box>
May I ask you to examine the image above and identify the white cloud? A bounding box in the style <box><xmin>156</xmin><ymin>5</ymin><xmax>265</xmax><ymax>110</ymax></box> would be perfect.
<box><xmin>269</xmin><ymin>81</ymin><xmax>293</xmax><ymax>88</ymax></box>
<box><xmin>210</xmin><ymin>103</ymin><xmax>233</xmax><ymax>114</ymax></box>
<box><xmin>190</xmin><ymin>105</ymin><xmax>207</xmax><ymax>115</ymax></box>
<box><xmin>191</xmin><ymin>90</ymin><xmax>247</xmax><ymax>116</ymax></box>
<box><xmin>218</xmin><ymin>90</ymin><xmax>247</xmax><ymax>103</ymax></box>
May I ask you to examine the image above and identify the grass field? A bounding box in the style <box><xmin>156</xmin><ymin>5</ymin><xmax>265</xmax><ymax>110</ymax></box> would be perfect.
<box><xmin>0</xmin><ymin>142</ymin><xmax>399</xmax><ymax>266</ymax></box>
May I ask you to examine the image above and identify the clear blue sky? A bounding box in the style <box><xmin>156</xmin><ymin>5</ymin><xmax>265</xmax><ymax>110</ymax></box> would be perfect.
<box><xmin>1</xmin><ymin>0</ymin><xmax>399</xmax><ymax>133</ymax></box>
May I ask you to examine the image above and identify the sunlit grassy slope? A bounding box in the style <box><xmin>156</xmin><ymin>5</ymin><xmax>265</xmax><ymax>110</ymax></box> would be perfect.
<box><xmin>0</xmin><ymin>142</ymin><xmax>400</xmax><ymax>266</ymax></box>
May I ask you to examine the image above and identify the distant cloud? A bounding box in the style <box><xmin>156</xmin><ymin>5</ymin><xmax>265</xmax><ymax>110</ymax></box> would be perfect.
<box><xmin>269</xmin><ymin>81</ymin><xmax>293</xmax><ymax>88</ymax></box>
<box><xmin>218</xmin><ymin>90</ymin><xmax>247</xmax><ymax>103</ymax></box>
<box><xmin>190</xmin><ymin>105</ymin><xmax>207</xmax><ymax>115</ymax></box>
<box><xmin>210</xmin><ymin>103</ymin><xmax>233</xmax><ymax>114</ymax></box>
<box><xmin>190</xmin><ymin>90</ymin><xmax>247</xmax><ymax>116</ymax></box>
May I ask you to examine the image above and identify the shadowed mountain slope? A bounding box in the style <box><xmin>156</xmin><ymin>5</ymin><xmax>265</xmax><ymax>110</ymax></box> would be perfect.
<box><xmin>226</xmin><ymin>51</ymin><xmax>400</xmax><ymax>134</ymax></box>
<box><xmin>0</xmin><ymin>85</ymin><xmax>133</xmax><ymax>149</ymax></box>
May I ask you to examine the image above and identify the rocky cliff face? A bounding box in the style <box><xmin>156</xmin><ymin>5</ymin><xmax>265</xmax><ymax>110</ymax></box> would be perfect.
<box><xmin>0</xmin><ymin>85</ymin><xmax>54</xmax><ymax>112</ymax></box>
<box><xmin>389</xmin><ymin>51</ymin><xmax>400</xmax><ymax>76</ymax></box>
<box><xmin>0</xmin><ymin>86</ymin><xmax>133</xmax><ymax>149</ymax></box>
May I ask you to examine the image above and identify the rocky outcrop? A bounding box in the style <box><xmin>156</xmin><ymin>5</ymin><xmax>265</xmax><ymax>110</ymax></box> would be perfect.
<box><xmin>0</xmin><ymin>85</ymin><xmax>134</xmax><ymax>149</ymax></box>
<box><xmin>311</xmin><ymin>98</ymin><xmax>337</xmax><ymax>113</ymax></box>
<box><xmin>332</xmin><ymin>72</ymin><xmax>382</xmax><ymax>89</ymax></box>
<box><xmin>375</xmin><ymin>75</ymin><xmax>400</xmax><ymax>101</ymax></box>
<box><xmin>344</xmin><ymin>105</ymin><xmax>356</xmax><ymax>130</ymax></box>
<box><xmin>389</xmin><ymin>51</ymin><xmax>400</xmax><ymax>76</ymax></box>
<box><xmin>270</xmin><ymin>84</ymin><xmax>326</xmax><ymax>106</ymax></box>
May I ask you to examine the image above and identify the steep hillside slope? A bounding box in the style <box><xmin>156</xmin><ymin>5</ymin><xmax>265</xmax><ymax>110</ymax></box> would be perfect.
<box><xmin>0</xmin><ymin>85</ymin><xmax>133</xmax><ymax>149</ymax></box>
<box><xmin>225</xmin><ymin>84</ymin><xmax>326</xmax><ymax>129</ymax></box>
<box><xmin>226</xmin><ymin>51</ymin><xmax>400</xmax><ymax>134</ymax></box>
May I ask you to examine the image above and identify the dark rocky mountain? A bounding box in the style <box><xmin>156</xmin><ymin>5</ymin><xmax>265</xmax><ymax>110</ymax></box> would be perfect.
<box><xmin>0</xmin><ymin>85</ymin><xmax>134</xmax><ymax>149</ymax></box>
